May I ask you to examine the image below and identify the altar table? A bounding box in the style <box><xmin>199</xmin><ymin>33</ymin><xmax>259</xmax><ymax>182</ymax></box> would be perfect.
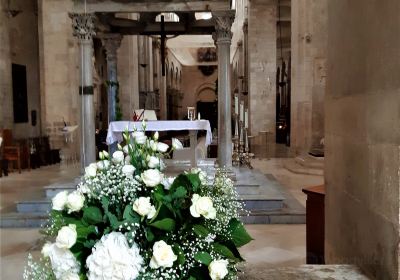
<box><xmin>106</xmin><ymin>120</ymin><xmax>212</xmax><ymax>167</ymax></box>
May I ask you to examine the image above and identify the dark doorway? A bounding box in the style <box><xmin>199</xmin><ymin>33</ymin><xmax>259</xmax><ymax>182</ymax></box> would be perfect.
<box><xmin>12</xmin><ymin>64</ymin><xmax>29</xmax><ymax>123</ymax></box>
<box><xmin>197</xmin><ymin>101</ymin><xmax>218</xmax><ymax>131</ymax></box>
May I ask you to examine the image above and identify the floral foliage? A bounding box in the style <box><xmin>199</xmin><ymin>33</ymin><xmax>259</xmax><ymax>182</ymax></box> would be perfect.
<box><xmin>24</xmin><ymin>122</ymin><xmax>252</xmax><ymax>280</ymax></box>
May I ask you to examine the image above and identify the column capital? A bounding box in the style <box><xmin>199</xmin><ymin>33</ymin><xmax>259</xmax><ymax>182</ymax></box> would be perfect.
<box><xmin>212</xmin><ymin>10</ymin><xmax>235</xmax><ymax>44</ymax></box>
<box><xmin>100</xmin><ymin>34</ymin><xmax>122</xmax><ymax>61</ymax></box>
<box><xmin>69</xmin><ymin>13</ymin><xmax>96</xmax><ymax>41</ymax></box>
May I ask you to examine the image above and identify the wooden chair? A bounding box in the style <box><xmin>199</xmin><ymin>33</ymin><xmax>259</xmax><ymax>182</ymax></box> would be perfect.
<box><xmin>2</xmin><ymin>129</ymin><xmax>23</xmax><ymax>173</ymax></box>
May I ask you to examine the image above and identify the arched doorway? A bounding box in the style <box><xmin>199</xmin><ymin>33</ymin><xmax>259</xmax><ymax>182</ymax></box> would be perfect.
<box><xmin>195</xmin><ymin>82</ymin><xmax>217</xmax><ymax>130</ymax></box>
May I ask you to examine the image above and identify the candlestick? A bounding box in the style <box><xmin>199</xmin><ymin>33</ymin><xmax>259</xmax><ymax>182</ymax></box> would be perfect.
<box><xmin>234</xmin><ymin>95</ymin><xmax>239</xmax><ymax>115</ymax></box>
<box><xmin>240</xmin><ymin>101</ymin><xmax>244</xmax><ymax>122</ymax></box>
<box><xmin>244</xmin><ymin>110</ymin><xmax>248</xmax><ymax>128</ymax></box>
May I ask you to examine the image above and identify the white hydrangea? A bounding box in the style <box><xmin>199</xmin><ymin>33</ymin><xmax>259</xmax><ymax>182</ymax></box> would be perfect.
<box><xmin>86</xmin><ymin>232</ymin><xmax>143</xmax><ymax>280</ymax></box>
<box><xmin>41</xmin><ymin>243</ymin><xmax>80</xmax><ymax>279</ymax></box>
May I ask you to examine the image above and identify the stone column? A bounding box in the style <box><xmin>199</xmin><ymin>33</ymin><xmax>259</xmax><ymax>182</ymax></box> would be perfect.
<box><xmin>101</xmin><ymin>34</ymin><xmax>122</xmax><ymax>154</ymax></box>
<box><xmin>213</xmin><ymin>11</ymin><xmax>235</xmax><ymax>168</ymax></box>
<box><xmin>0</xmin><ymin>1</ymin><xmax>13</xmax><ymax>130</ymax></box>
<box><xmin>70</xmin><ymin>13</ymin><xmax>96</xmax><ymax>171</ymax></box>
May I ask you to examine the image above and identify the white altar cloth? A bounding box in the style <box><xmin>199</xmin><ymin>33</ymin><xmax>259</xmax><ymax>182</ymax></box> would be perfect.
<box><xmin>106</xmin><ymin>120</ymin><xmax>212</xmax><ymax>146</ymax></box>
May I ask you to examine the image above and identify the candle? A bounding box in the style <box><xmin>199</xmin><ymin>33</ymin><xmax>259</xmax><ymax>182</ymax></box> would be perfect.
<box><xmin>198</xmin><ymin>112</ymin><xmax>201</xmax><ymax>120</ymax></box>
<box><xmin>245</xmin><ymin>109</ymin><xmax>248</xmax><ymax>128</ymax></box>
<box><xmin>234</xmin><ymin>95</ymin><xmax>239</xmax><ymax>115</ymax></box>
<box><xmin>240</xmin><ymin>102</ymin><xmax>244</xmax><ymax>122</ymax></box>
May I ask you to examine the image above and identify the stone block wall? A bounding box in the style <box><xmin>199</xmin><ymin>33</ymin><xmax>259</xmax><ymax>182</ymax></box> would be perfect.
<box><xmin>325</xmin><ymin>0</ymin><xmax>400</xmax><ymax>279</ymax></box>
<box><xmin>247</xmin><ymin>0</ymin><xmax>276</xmax><ymax>137</ymax></box>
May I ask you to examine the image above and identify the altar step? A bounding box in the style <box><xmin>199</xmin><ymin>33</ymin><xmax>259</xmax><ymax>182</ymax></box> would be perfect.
<box><xmin>284</xmin><ymin>155</ymin><xmax>324</xmax><ymax>176</ymax></box>
<box><xmin>2</xmin><ymin>163</ymin><xmax>305</xmax><ymax>227</ymax></box>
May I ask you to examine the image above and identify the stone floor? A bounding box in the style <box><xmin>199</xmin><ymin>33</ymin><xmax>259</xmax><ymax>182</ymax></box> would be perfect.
<box><xmin>0</xmin><ymin>158</ymin><xmax>368</xmax><ymax>279</ymax></box>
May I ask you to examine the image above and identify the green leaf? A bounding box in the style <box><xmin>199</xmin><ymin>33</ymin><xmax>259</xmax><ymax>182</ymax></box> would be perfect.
<box><xmin>194</xmin><ymin>251</ymin><xmax>212</xmax><ymax>265</ymax></box>
<box><xmin>145</xmin><ymin>227</ymin><xmax>155</xmax><ymax>242</ymax></box>
<box><xmin>83</xmin><ymin>206</ymin><xmax>103</xmax><ymax>225</ymax></box>
<box><xmin>172</xmin><ymin>186</ymin><xmax>187</xmax><ymax>199</ymax></box>
<box><xmin>228</xmin><ymin>218</ymin><xmax>253</xmax><ymax>247</ymax></box>
<box><xmin>76</xmin><ymin>224</ymin><xmax>97</xmax><ymax>239</ymax></box>
<box><xmin>212</xmin><ymin>243</ymin><xmax>238</xmax><ymax>261</ymax></box>
<box><xmin>150</xmin><ymin>218</ymin><xmax>176</xmax><ymax>231</ymax></box>
<box><xmin>223</xmin><ymin>240</ymin><xmax>245</xmax><ymax>262</ymax></box>
<box><xmin>83</xmin><ymin>239</ymin><xmax>96</xmax><ymax>248</ymax></box>
<box><xmin>193</xmin><ymin>224</ymin><xmax>210</xmax><ymax>238</ymax></box>
<box><xmin>173</xmin><ymin>244</ymin><xmax>186</xmax><ymax>265</ymax></box>
<box><xmin>186</xmin><ymin>173</ymin><xmax>200</xmax><ymax>190</ymax></box>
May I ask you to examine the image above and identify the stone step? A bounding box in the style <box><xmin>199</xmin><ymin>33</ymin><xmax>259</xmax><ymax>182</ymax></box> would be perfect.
<box><xmin>0</xmin><ymin>212</ymin><xmax>48</xmax><ymax>228</ymax></box>
<box><xmin>284</xmin><ymin>160</ymin><xmax>324</xmax><ymax>176</ymax></box>
<box><xmin>294</xmin><ymin>154</ymin><xmax>324</xmax><ymax>169</ymax></box>
<box><xmin>16</xmin><ymin>199</ymin><xmax>51</xmax><ymax>213</ymax></box>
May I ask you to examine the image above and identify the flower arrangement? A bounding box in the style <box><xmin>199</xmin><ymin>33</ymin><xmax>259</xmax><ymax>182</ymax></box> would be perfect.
<box><xmin>24</xmin><ymin>122</ymin><xmax>252</xmax><ymax>280</ymax></box>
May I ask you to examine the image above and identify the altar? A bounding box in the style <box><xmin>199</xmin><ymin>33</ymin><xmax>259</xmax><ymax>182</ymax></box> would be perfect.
<box><xmin>106</xmin><ymin>120</ymin><xmax>212</xmax><ymax>167</ymax></box>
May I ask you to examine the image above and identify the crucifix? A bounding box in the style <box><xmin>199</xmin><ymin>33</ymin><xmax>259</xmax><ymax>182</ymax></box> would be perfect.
<box><xmin>160</xmin><ymin>15</ymin><xmax>166</xmax><ymax>76</ymax></box>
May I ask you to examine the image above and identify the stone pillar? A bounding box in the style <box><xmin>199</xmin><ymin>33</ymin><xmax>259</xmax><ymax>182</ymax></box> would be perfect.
<box><xmin>0</xmin><ymin>0</ymin><xmax>13</xmax><ymax>130</ymax></box>
<box><xmin>70</xmin><ymin>13</ymin><xmax>96</xmax><ymax>171</ymax></box>
<box><xmin>291</xmin><ymin>0</ymin><xmax>327</xmax><ymax>155</ymax></box>
<box><xmin>101</xmin><ymin>34</ymin><xmax>122</xmax><ymax>154</ymax></box>
<box><xmin>213</xmin><ymin>11</ymin><xmax>235</xmax><ymax>168</ymax></box>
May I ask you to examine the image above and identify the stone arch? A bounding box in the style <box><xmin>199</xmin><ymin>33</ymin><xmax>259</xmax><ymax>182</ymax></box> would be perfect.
<box><xmin>195</xmin><ymin>82</ymin><xmax>217</xmax><ymax>102</ymax></box>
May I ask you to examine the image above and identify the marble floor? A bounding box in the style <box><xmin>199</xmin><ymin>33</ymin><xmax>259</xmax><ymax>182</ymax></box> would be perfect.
<box><xmin>0</xmin><ymin>158</ymin><xmax>329</xmax><ymax>279</ymax></box>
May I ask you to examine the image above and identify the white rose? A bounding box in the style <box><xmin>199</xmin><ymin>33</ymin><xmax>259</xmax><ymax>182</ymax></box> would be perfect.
<box><xmin>97</xmin><ymin>160</ymin><xmax>110</xmax><ymax>170</ymax></box>
<box><xmin>149</xmin><ymin>240</ymin><xmax>177</xmax><ymax>269</ymax></box>
<box><xmin>61</xmin><ymin>272</ymin><xmax>80</xmax><ymax>280</ymax></box>
<box><xmin>141</xmin><ymin>169</ymin><xmax>163</xmax><ymax>187</ymax></box>
<box><xmin>157</xmin><ymin>142</ymin><xmax>169</xmax><ymax>153</ymax></box>
<box><xmin>132</xmin><ymin>197</ymin><xmax>156</xmax><ymax>219</ymax></box>
<box><xmin>209</xmin><ymin>259</ymin><xmax>229</xmax><ymax>280</ymax></box>
<box><xmin>132</xmin><ymin>131</ymin><xmax>147</xmax><ymax>145</ymax></box>
<box><xmin>172</xmin><ymin>138</ymin><xmax>184</xmax><ymax>150</ymax></box>
<box><xmin>162</xmin><ymin>177</ymin><xmax>175</xmax><ymax>190</ymax></box>
<box><xmin>122</xmin><ymin>164</ymin><xmax>136</xmax><ymax>178</ymax></box>
<box><xmin>112</xmin><ymin>151</ymin><xmax>125</xmax><ymax>164</ymax></box>
<box><xmin>85</xmin><ymin>163</ymin><xmax>97</xmax><ymax>177</ymax></box>
<box><xmin>52</xmin><ymin>190</ymin><xmax>68</xmax><ymax>211</ymax></box>
<box><xmin>190</xmin><ymin>168</ymin><xmax>208</xmax><ymax>185</ymax></box>
<box><xmin>56</xmin><ymin>224</ymin><xmax>77</xmax><ymax>249</ymax></box>
<box><xmin>190</xmin><ymin>194</ymin><xmax>216</xmax><ymax>219</ymax></box>
<box><xmin>66</xmin><ymin>191</ymin><xmax>85</xmax><ymax>213</ymax></box>
<box><xmin>147</xmin><ymin>156</ymin><xmax>160</xmax><ymax>168</ymax></box>
<box><xmin>154</xmin><ymin>131</ymin><xmax>159</xmax><ymax>141</ymax></box>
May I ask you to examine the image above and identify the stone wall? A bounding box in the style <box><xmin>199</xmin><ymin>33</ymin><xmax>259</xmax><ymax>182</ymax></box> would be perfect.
<box><xmin>38</xmin><ymin>0</ymin><xmax>79</xmax><ymax>149</ymax></box>
<box><xmin>291</xmin><ymin>0</ymin><xmax>327</xmax><ymax>154</ymax></box>
<box><xmin>0</xmin><ymin>0</ymin><xmax>40</xmax><ymax>138</ymax></box>
<box><xmin>0</xmin><ymin>0</ymin><xmax>13</xmax><ymax>130</ymax></box>
<box><xmin>325</xmin><ymin>0</ymin><xmax>400</xmax><ymax>279</ymax></box>
<box><xmin>180</xmin><ymin>66</ymin><xmax>217</xmax><ymax>119</ymax></box>
<box><xmin>247</xmin><ymin>0</ymin><xmax>276</xmax><ymax>137</ymax></box>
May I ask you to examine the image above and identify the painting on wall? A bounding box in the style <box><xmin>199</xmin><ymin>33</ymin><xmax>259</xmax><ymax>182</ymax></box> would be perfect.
<box><xmin>12</xmin><ymin>63</ymin><xmax>28</xmax><ymax>123</ymax></box>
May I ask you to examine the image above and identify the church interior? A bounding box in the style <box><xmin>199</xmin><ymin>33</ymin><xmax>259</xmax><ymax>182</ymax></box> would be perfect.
<box><xmin>0</xmin><ymin>0</ymin><xmax>399</xmax><ymax>279</ymax></box>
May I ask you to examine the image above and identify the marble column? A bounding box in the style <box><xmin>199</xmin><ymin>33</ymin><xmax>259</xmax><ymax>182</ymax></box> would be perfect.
<box><xmin>101</xmin><ymin>34</ymin><xmax>122</xmax><ymax>154</ymax></box>
<box><xmin>213</xmin><ymin>11</ymin><xmax>235</xmax><ymax>168</ymax></box>
<box><xmin>70</xmin><ymin>13</ymin><xmax>96</xmax><ymax>171</ymax></box>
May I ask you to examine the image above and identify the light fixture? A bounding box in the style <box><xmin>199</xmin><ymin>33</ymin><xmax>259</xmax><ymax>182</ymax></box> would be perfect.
<box><xmin>155</xmin><ymin>13</ymin><xmax>179</xmax><ymax>22</ymax></box>
<box><xmin>195</xmin><ymin>12</ymin><xmax>212</xmax><ymax>20</ymax></box>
